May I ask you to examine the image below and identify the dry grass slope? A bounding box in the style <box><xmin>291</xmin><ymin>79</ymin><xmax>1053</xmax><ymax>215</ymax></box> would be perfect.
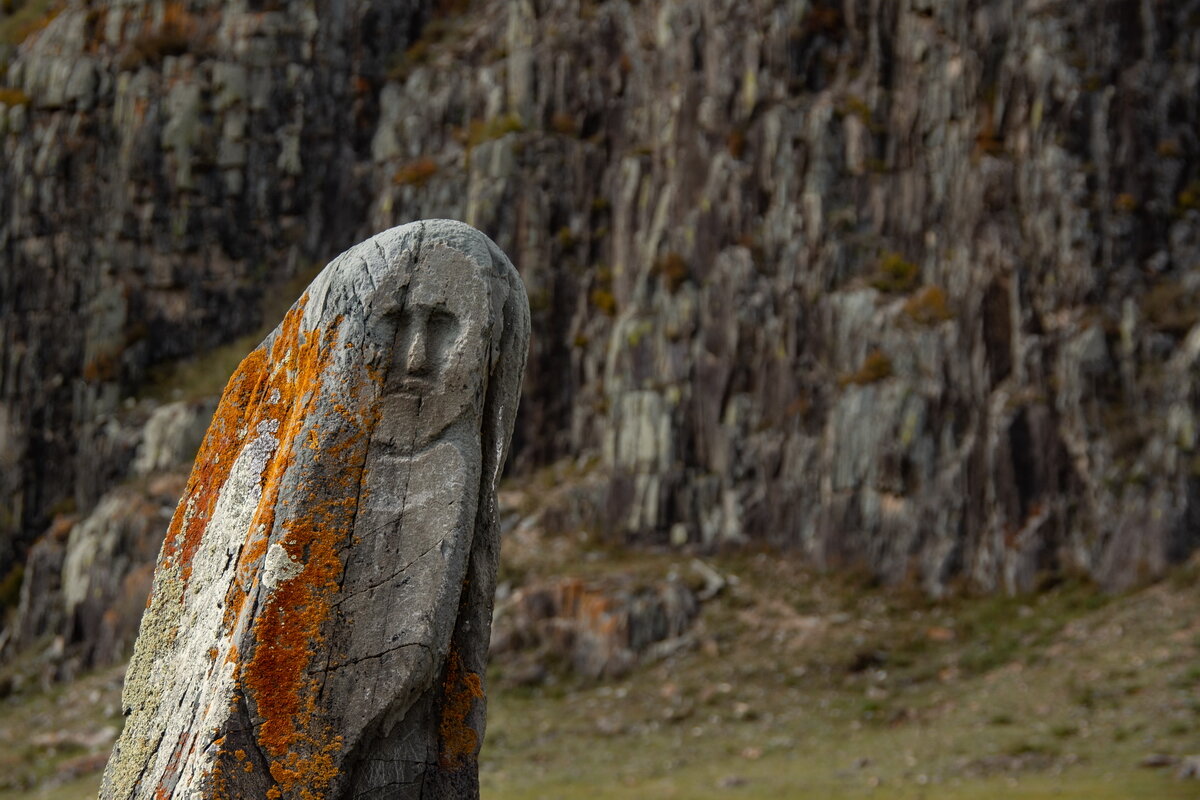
<box><xmin>2</xmin><ymin>482</ymin><xmax>1198</xmax><ymax>799</ymax></box>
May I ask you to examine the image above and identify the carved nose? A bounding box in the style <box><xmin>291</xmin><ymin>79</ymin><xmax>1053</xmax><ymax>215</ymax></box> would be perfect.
<box><xmin>406</xmin><ymin>328</ymin><xmax>429</xmax><ymax>374</ymax></box>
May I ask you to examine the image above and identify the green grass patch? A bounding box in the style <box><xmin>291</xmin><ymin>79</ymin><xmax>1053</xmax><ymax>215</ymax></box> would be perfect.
<box><xmin>139</xmin><ymin>263</ymin><xmax>323</xmax><ymax>402</ymax></box>
<box><xmin>870</xmin><ymin>251</ymin><xmax>919</xmax><ymax>293</ymax></box>
<box><xmin>0</xmin><ymin>0</ymin><xmax>60</xmax><ymax>46</ymax></box>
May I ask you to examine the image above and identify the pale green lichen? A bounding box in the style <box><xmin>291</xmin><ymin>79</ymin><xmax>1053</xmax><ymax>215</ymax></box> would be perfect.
<box><xmin>102</xmin><ymin>563</ymin><xmax>183</xmax><ymax>798</ymax></box>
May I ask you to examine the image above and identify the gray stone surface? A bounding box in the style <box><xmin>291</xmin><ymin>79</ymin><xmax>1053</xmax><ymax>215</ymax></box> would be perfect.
<box><xmin>132</xmin><ymin>400</ymin><xmax>216</xmax><ymax>476</ymax></box>
<box><xmin>99</xmin><ymin>220</ymin><xmax>529</xmax><ymax>799</ymax></box>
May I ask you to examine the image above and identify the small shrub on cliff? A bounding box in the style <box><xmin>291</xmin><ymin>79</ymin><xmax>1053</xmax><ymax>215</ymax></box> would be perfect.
<box><xmin>904</xmin><ymin>285</ymin><xmax>954</xmax><ymax>325</ymax></box>
<box><xmin>1157</xmin><ymin>139</ymin><xmax>1183</xmax><ymax>158</ymax></box>
<box><xmin>550</xmin><ymin>112</ymin><xmax>578</xmax><ymax>136</ymax></box>
<box><xmin>388</xmin><ymin>14</ymin><xmax>472</xmax><ymax>81</ymax></box>
<box><xmin>726</xmin><ymin>128</ymin><xmax>746</xmax><ymax>159</ymax></box>
<box><xmin>801</xmin><ymin>3</ymin><xmax>843</xmax><ymax>37</ymax></box>
<box><xmin>0</xmin><ymin>0</ymin><xmax>60</xmax><ymax>45</ymax></box>
<box><xmin>393</xmin><ymin>157</ymin><xmax>439</xmax><ymax>188</ymax></box>
<box><xmin>0</xmin><ymin>564</ymin><xmax>22</xmax><ymax>611</ymax></box>
<box><xmin>82</xmin><ymin>350</ymin><xmax>120</xmax><ymax>382</ymax></box>
<box><xmin>654</xmin><ymin>251</ymin><xmax>689</xmax><ymax>293</ymax></box>
<box><xmin>1178</xmin><ymin>181</ymin><xmax>1200</xmax><ymax>212</ymax></box>
<box><xmin>840</xmin><ymin>349</ymin><xmax>893</xmax><ymax>387</ymax></box>
<box><xmin>119</xmin><ymin>3</ymin><xmax>204</xmax><ymax>70</ymax></box>
<box><xmin>590</xmin><ymin>287</ymin><xmax>617</xmax><ymax>316</ymax></box>
<box><xmin>461</xmin><ymin>113</ymin><xmax>525</xmax><ymax>148</ymax></box>
<box><xmin>1142</xmin><ymin>279</ymin><xmax>1199</xmax><ymax>335</ymax></box>
<box><xmin>589</xmin><ymin>265</ymin><xmax>617</xmax><ymax>316</ymax></box>
<box><xmin>389</xmin><ymin>21</ymin><xmax>446</xmax><ymax>80</ymax></box>
<box><xmin>1113</xmin><ymin>192</ymin><xmax>1137</xmax><ymax>214</ymax></box>
<box><xmin>838</xmin><ymin>94</ymin><xmax>878</xmax><ymax>131</ymax></box>
<box><xmin>871</xmin><ymin>251</ymin><xmax>919</xmax><ymax>293</ymax></box>
<box><xmin>0</xmin><ymin>86</ymin><xmax>29</xmax><ymax>106</ymax></box>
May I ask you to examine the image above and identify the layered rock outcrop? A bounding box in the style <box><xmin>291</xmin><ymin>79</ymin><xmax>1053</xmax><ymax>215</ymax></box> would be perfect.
<box><xmin>361</xmin><ymin>0</ymin><xmax>1200</xmax><ymax>593</ymax></box>
<box><xmin>2</xmin><ymin>0</ymin><xmax>1199</xmax><ymax>632</ymax></box>
<box><xmin>0</xmin><ymin>0</ymin><xmax>434</xmax><ymax>570</ymax></box>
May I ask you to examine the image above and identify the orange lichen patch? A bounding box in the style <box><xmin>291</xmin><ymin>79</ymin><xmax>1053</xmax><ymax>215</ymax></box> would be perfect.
<box><xmin>159</xmin><ymin>340</ymin><xmax>272</xmax><ymax>587</ymax></box>
<box><xmin>555</xmin><ymin>579</ymin><xmax>624</xmax><ymax>640</ymax></box>
<box><xmin>152</xmin><ymin>285</ymin><xmax>387</xmax><ymax>795</ymax></box>
<box><xmin>904</xmin><ymin>285</ymin><xmax>954</xmax><ymax>325</ymax></box>
<box><xmin>264</xmin><ymin>737</ymin><xmax>343</xmax><ymax>800</ymax></box>
<box><xmin>393</xmin><ymin>156</ymin><xmax>439</xmax><ymax>188</ymax></box>
<box><xmin>437</xmin><ymin>649</ymin><xmax>485</xmax><ymax>769</ymax></box>
<box><xmin>229</xmin><ymin>307</ymin><xmax>382</xmax><ymax>798</ymax></box>
<box><xmin>246</xmin><ymin>497</ymin><xmax>348</xmax><ymax>749</ymax></box>
<box><xmin>214</xmin><ymin>302</ymin><xmax>319</xmax><ymax>630</ymax></box>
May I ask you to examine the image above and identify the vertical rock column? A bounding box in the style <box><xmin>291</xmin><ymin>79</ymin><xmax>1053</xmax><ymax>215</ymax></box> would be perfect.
<box><xmin>100</xmin><ymin>220</ymin><xmax>529</xmax><ymax>800</ymax></box>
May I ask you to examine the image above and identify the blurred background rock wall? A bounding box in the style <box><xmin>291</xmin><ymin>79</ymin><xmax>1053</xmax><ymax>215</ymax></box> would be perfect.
<box><xmin>1</xmin><ymin>0</ymin><xmax>1199</xmax><ymax>673</ymax></box>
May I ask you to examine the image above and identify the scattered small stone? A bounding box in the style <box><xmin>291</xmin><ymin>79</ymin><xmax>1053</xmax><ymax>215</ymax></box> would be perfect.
<box><xmin>662</xmin><ymin>703</ymin><xmax>694</xmax><ymax>723</ymax></box>
<box><xmin>717</xmin><ymin>775</ymin><xmax>748</xmax><ymax>788</ymax></box>
<box><xmin>56</xmin><ymin>752</ymin><xmax>109</xmax><ymax>780</ymax></box>
<box><xmin>732</xmin><ymin>701</ymin><xmax>757</xmax><ymax>721</ymax></box>
<box><xmin>1176</xmin><ymin>755</ymin><xmax>1200</xmax><ymax>779</ymax></box>
<box><xmin>1139</xmin><ymin>753</ymin><xmax>1178</xmax><ymax>768</ymax></box>
<box><xmin>926</xmin><ymin>626</ymin><xmax>956</xmax><ymax>642</ymax></box>
<box><xmin>594</xmin><ymin>715</ymin><xmax>626</xmax><ymax>736</ymax></box>
<box><xmin>504</xmin><ymin>659</ymin><xmax>547</xmax><ymax>687</ymax></box>
<box><xmin>690</xmin><ymin>559</ymin><xmax>728</xmax><ymax>600</ymax></box>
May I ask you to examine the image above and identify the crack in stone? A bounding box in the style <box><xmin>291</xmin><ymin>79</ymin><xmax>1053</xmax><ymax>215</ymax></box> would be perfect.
<box><xmin>309</xmin><ymin>641</ymin><xmax>430</xmax><ymax>675</ymax></box>
<box><xmin>331</xmin><ymin>536</ymin><xmax>445</xmax><ymax>609</ymax></box>
<box><xmin>368</xmin><ymin>241</ymin><xmax>386</xmax><ymax>292</ymax></box>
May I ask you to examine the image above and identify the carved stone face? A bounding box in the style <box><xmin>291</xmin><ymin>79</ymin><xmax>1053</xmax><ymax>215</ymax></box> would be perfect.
<box><xmin>380</xmin><ymin>245</ymin><xmax>492</xmax><ymax>453</ymax></box>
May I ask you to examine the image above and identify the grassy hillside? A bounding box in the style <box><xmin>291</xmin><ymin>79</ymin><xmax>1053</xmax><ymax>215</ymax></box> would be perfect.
<box><xmin>2</xmin><ymin>534</ymin><xmax>1197</xmax><ymax>799</ymax></box>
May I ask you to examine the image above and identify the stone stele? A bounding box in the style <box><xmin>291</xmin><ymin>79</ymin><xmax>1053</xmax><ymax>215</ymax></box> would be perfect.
<box><xmin>100</xmin><ymin>220</ymin><xmax>530</xmax><ymax>800</ymax></box>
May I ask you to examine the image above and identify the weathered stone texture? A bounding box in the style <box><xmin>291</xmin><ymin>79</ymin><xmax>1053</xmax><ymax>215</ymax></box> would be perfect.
<box><xmin>361</xmin><ymin>0</ymin><xmax>1200</xmax><ymax>591</ymax></box>
<box><xmin>0</xmin><ymin>0</ymin><xmax>435</xmax><ymax>571</ymax></box>
<box><xmin>492</xmin><ymin>576</ymin><xmax>699</xmax><ymax>681</ymax></box>
<box><xmin>99</xmin><ymin>220</ymin><xmax>529</xmax><ymax>800</ymax></box>
<box><xmin>2</xmin><ymin>402</ymin><xmax>207</xmax><ymax>677</ymax></box>
<box><xmin>1</xmin><ymin>0</ymin><xmax>1199</xmax><ymax>611</ymax></box>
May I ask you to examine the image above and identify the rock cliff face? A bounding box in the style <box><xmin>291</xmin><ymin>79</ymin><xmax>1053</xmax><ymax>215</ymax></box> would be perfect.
<box><xmin>0</xmin><ymin>0</ymin><xmax>433</xmax><ymax>570</ymax></box>
<box><xmin>363</xmin><ymin>0</ymin><xmax>1200</xmax><ymax>594</ymax></box>
<box><xmin>2</xmin><ymin>0</ymin><xmax>1199</xmax><ymax>667</ymax></box>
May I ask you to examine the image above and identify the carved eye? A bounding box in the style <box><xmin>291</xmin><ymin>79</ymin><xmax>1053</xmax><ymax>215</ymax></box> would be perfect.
<box><xmin>423</xmin><ymin>308</ymin><xmax>460</xmax><ymax>365</ymax></box>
